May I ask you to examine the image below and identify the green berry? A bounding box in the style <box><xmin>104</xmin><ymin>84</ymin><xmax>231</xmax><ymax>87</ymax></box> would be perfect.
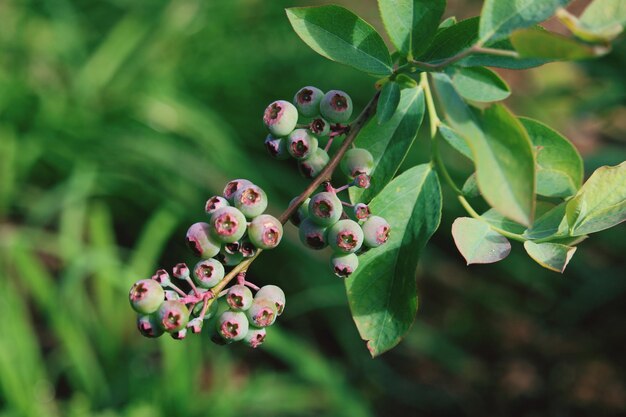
<box><xmin>265</xmin><ymin>134</ymin><xmax>289</xmax><ymax>160</ymax></box>
<box><xmin>129</xmin><ymin>279</ymin><xmax>165</xmax><ymax>314</ymax></box>
<box><xmin>223</xmin><ymin>179</ymin><xmax>253</xmax><ymax>203</ymax></box>
<box><xmin>289</xmin><ymin>197</ymin><xmax>310</xmax><ymax>226</ymax></box>
<box><xmin>263</xmin><ymin>100</ymin><xmax>298</xmax><ymax>137</ymax></box>
<box><xmin>217</xmin><ymin>311</ymin><xmax>249</xmax><ymax>341</ymax></box>
<box><xmin>233</xmin><ymin>184</ymin><xmax>268</xmax><ymax>219</ymax></box>
<box><xmin>248</xmin><ymin>214</ymin><xmax>283</xmax><ymax>250</ymax></box>
<box><xmin>255</xmin><ymin>285</ymin><xmax>286</xmax><ymax>316</ymax></box>
<box><xmin>186</xmin><ymin>222</ymin><xmax>221</xmax><ymax>258</ymax></box>
<box><xmin>354</xmin><ymin>203</ymin><xmax>371</xmax><ymax>220</ymax></box>
<box><xmin>172</xmin><ymin>263</ymin><xmax>190</xmax><ymax>279</ymax></box>
<box><xmin>309</xmin><ymin>117</ymin><xmax>330</xmax><ymax>137</ymax></box>
<box><xmin>294</xmin><ymin>86</ymin><xmax>324</xmax><ymax>117</ymax></box>
<box><xmin>246</xmin><ymin>298</ymin><xmax>278</xmax><ymax>328</ymax></box>
<box><xmin>210</xmin><ymin>206</ymin><xmax>247</xmax><ymax>243</ymax></box>
<box><xmin>287</xmin><ymin>129</ymin><xmax>318</xmax><ymax>160</ymax></box>
<box><xmin>187</xmin><ymin>317</ymin><xmax>204</xmax><ymax>334</ymax></box>
<box><xmin>244</xmin><ymin>327</ymin><xmax>267</xmax><ymax>348</ymax></box>
<box><xmin>192</xmin><ymin>258</ymin><xmax>225</xmax><ymax>288</ymax></box>
<box><xmin>327</xmin><ymin>219</ymin><xmax>364</xmax><ymax>254</ymax></box>
<box><xmin>137</xmin><ymin>314</ymin><xmax>164</xmax><ymax>338</ymax></box>
<box><xmin>330</xmin><ymin>253</ymin><xmax>359</xmax><ymax>278</ymax></box>
<box><xmin>308</xmin><ymin>192</ymin><xmax>343</xmax><ymax>226</ymax></box>
<box><xmin>362</xmin><ymin>215</ymin><xmax>391</xmax><ymax>248</ymax></box>
<box><xmin>298</xmin><ymin>149</ymin><xmax>330</xmax><ymax>179</ymax></box>
<box><xmin>353</xmin><ymin>174</ymin><xmax>371</xmax><ymax>189</ymax></box>
<box><xmin>320</xmin><ymin>90</ymin><xmax>353</xmax><ymax>123</ymax></box>
<box><xmin>298</xmin><ymin>218</ymin><xmax>329</xmax><ymax>250</ymax></box>
<box><xmin>226</xmin><ymin>284</ymin><xmax>254</xmax><ymax>311</ymax></box>
<box><xmin>164</xmin><ymin>290</ymin><xmax>180</xmax><ymax>301</ymax></box>
<box><xmin>157</xmin><ymin>300</ymin><xmax>190</xmax><ymax>332</ymax></box>
<box><xmin>205</xmin><ymin>196</ymin><xmax>229</xmax><ymax>216</ymax></box>
<box><xmin>341</xmin><ymin>148</ymin><xmax>374</xmax><ymax>178</ymax></box>
<box><xmin>217</xmin><ymin>247</ymin><xmax>244</xmax><ymax>266</ymax></box>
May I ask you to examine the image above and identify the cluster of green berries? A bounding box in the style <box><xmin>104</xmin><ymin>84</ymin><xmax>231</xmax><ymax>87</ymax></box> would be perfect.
<box><xmin>263</xmin><ymin>87</ymin><xmax>354</xmax><ymax>178</ymax></box>
<box><xmin>128</xmin><ymin>180</ymin><xmax>286</xmax><ymax>348</ymax></box>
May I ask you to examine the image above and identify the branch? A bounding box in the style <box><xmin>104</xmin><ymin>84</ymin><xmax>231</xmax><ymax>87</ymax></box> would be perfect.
<box><xmin>406</xmin><ymin>45</ymin><xmax>520</xmax><ymax>73</ymax></box>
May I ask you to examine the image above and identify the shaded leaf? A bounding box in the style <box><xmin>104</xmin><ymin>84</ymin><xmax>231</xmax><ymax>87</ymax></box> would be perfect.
<box><xmin>377</xmin><ymin>81</ymin><xmax>401</xmax><ymax>124</ymax></box>
<box><xmin>462</xmin><ymin>173</ymin><xmax>480</xmax><ymax>198</ymax></box>
<box><xmin>511</xmin><ymin>27</ymin><xmax>610</xmax><ymax>60</ymax></box>
<box><xmin>482</xmin><ymin>209</ymin><xmax>526</xmax><ymax>235</ymax></box>
<box><xmin>452</xmin><ymin>217</ymin><xmax>511</xmax><ymax>264</ymax></box>
<box><xmin>524</xmin><ymin>202</ymin><xmax>569</xmax><ymax>240</ymax></box>
<box><xmin>438</xmin><ymin>123</ymin><xmax>473</xmax><ymax>160</ymax></box>
<box><xmin>449</xmin><ymin>66</ymin><xmax>511</xmax><ymax>103</ymax></box>
<box><xmin>524</xmin><ymin>241</ymin><xmax>577</xmax><ymax>273</ymax></box>
<box><xmin>557</xmin><ymin>7</ymin><xmax>624</xmax><ymax>43</ymax></box>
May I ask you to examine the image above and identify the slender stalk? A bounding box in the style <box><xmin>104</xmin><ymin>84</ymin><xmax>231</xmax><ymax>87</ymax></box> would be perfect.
<box><xmin>400</xmin><ymin>44</ymin><xmax>519</xmax><ymax>73</ymax></box>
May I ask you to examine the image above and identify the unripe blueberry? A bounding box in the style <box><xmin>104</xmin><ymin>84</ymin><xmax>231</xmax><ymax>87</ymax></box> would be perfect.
<box><xmin>309</xmin><ymin>117</ymin><xmax>330</xmax><ymax>137</ymax></box>
<box><xmin>289</xmin><ymin>197</ymin><xmax>310</xmax><ymax>226</ymax></box>
<box><xmin>217</xmin><ymin>311</ymin><xmax>249</xmax><ymax>341</ymax></box>
<box><xmin>294</xmin><ymin>86</ymin><xmax>324</xmax><ymax>117</ymax></box>
<box><xmin>327</xmin><ymin>219</ymin><xmax>364</xmax><ymax>254</ymax></box>
<box><xmin>192</xmin><ymin>258</ymin><xmax>225</xmax><ymax>288</ymax></box>
<box><xmin>129</xmin><ymin>279</ymin><xmax>165</xmax><ymax>314</ymax></box>
<box><xmin>164</xmin><ymin>290</ymin><xmax>180</xmax><ymax>301</ymax></box>
<box><xmin>298</xmin><ymin>149</ymin><xmax>330</xmax><ymax>179</ymax></box>
<box><xmin>362</xmin><ymin>215</ymin><xmax>391</xmax><ymax>248</ymax></box>
<box><xmin>217</xmin><ymin>247</ymin><xmax>244</xmax><ymax>266</ymax></box>
<box><xmin>171</xmin><ymin>328</ymin><xmax>187</xmax><ymax>340</ymax></box>
<box><xmin>341</xmin><ymin>148</ymin><xmax>374</xmax><ymax>178</ymax></box>
<box><xmin>226</xmin><ymin>284</ymin><xmax>254</xmax><ymax>311</ymax></box>
<box><xmin>137</xmin><ymin>314</ymin><xmax>164</xmax><ymax>338</ymax></box>
<box><xmin>205</xmin><ymin>196</ymin><xmax>229</xmax><ymax>216</ymax></box>
<box><xmin>264</xmin><ymin>134</ymin><xmax>290</xmax><ymax>160</ymax></box>
<box><xmin>210</xmin><ymin>206</ymin><xmax>247</xmax><ymax>243</ymax></box>
<box><xmin>308</xmin><ymin>192</ymin><xmax>343</xmax><ymax>226</ymax></box>
<box><xmin>330</xmin><ymin>253</ymin><xmax>359</xmax><ymax>278</ymax></box>
<box><xmin>263</xmin><ymin>100</ymin><xmax>298</xmax><ymax>137</ymax></box>
<box><xmin>287</xmin><ymin>129</ymin><xmax>318</xmax><ymax>160</ymax></box>
<box><xmin>223</xmin><ymin>179</ymin><xmax>253</xmax><ymax>203</ymax></box>
<box><xmin>186</xmin><ymin>222</ymin><xmax>221</xmax><ymax>258</ymax></box>
<box><xmin>255</xmin><ymin>285</ymin><xmax>286</xmax><ymax>316</ymax></box>
<box><xmin>298</xmin><ymin>218</ymin><xmax>329</xmax><ymax>250</ymax></box>
<box><xmin>239</xmin><ymin>238</ymin><xmax>258</xmax><ymax>258</ymax></box>
<box><xmin>246</xmin><ymin>298</ymin><xmax>278</xmax><ymax>328</ymax></box>
<box><xmin>172</xmin><ymin>263</ymin><xmax>190</xmax><ymax>280</ymax></box>
<box><xmin>320</xmin><ymin>90</ymin><xmax>353</xmax><ymax>123</ymax></box>
<box><xmin>157</xmin><ymin>300</ymin><xmax>190</xmax><ymax>332</ymax></box>
<box><xmin>152</xmin><ymin>269</ymin><xmax>171</xmax><ymax>287</ymax></box>
<box><xmin>248</xmin><ymin>214</ymin><xmax>283</xmax><ymax>250</ymax></box>
<box><xmin>187</xmin><ymin>317</ymin><xmax>203</xmax><ymax>334</ymax></box>
<box><xmin>353</xmin><ymin>174</ymin><xmax>371</xmax><ymax>189</ymax></box>
<box><xmin>233</xmin><ymin>184</ymin><xmax>268</xmax><ymax>219</ymax></box>
<box><xmin>354</xmin><ymin>203</ymin><xmax>371</xmax><ymax>220</ymax></box>
<box><xmin>244</xmin><ymin>327</ymin><xmax>267</xmax><ymax>348</ymax></box>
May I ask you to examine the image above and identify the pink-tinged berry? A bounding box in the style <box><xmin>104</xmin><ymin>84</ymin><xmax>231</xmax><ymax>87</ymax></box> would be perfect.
<box><xmin>205</xmin><ymin>196</ymin><xmax>229</xmax><ymax>216</ymax></box>
<box><xmin>217</xmin><ymin>311</ymin><xmax>249</xmax><ymax>341</ymax></box>
<box><xmin>137</xmin><ymin>314</ymin><xmax>164</xmax><ymax>338</ymax></box>
<box><xmin>308</xmin><ymin>192</ymin><xmax>343</xmax><ymax>226</ymax></box>
<box><xmin>320</xmin><ymin>90</ymin><xmax>353</xmax><ymax>123</ymax></box>
<box><xmin>293</xmin><ymin>86</ymin><xmax>324</xmax><ymax>118</ymax></box>
<box><xmin>129</xmin><ymin>279</ymin><xmax>165</xmax><ymax>314</ymax></box>
<box><xmin>289</xmin><ymin>197</ymin><xmax>310</xmax><ymax>227</ymax></box>
<box><xmin>217</xmin><ymin>248</ymin><xmax>244</xmax><ymax>266</ymax></box>
<box><xmin>172</xmin><ymin>263</ymin><xmax>190</xmax><ymax>279</ymax></box>
<box><xmin>264</xmin><ymin>134</ymin><xmax>289</xmax><ymax>160</ymax></box>
<box><xmin>233</xmin><ymin>184</ymin><xmax>268</xmax><ymax>219</ymax></box>
<box><xmin>263</xmin><ymin>100</ymin><xmax>298</xmax><ymax>137</ymax></box>
<box><xmin>226</xmin><ymin>284</ymin><xmax>254</xmax><ymax>311</ymax></box>
<box><xmin>362</xmin><ymin>215</ymin><xmax>391</xmax><ymax>248</ymax></box>
<box><xmin>298</xmin><ymin>149</ymin><xmax>330</xmax><ymax>179</ymax></box>
<box><xmin>341</xmin><ymin>148</ymin><xmax>374</xmax><ymax>178</ymax></box>
<box><xmin>223</xmin><ymin>179</ymin><xmax>253</xmax><ymax>203</ymax></box>
<box><xmin>244</xmin><ymin>327</ymin><xmax>267</xmax><ymax>348</ymax></box>
<box><xmin>327</xmin><ymin>219</ymin><xmax>364</xmax><ymax>254</ymax></box>
<box><xmin>298</xmin><ymin>218</ymin><xmax>329</xmax><ymax>250</ymax></box>
<box><xmin>255</xmin><ymin>285</ymin><xmax>286</xmax><ymax>316</ymax></box>
<box><xmin>164</xmin><ymin>290</ymin><xmax>180</xmax><ymax>301</ymax></box>
<box><xmin>152</xmin><ymin>269</ymin><xmax>171</xmax><ymax>286</ymax></box>
<box><xmin>171</xmin><ymin>328</ymin><xmax>187</xmax><ymax>340</ymax></box>
<box><xmin>187</xmin><ymin>317</ymin><xmax>204</xmax><ymax>334</ymax></box>
<box><xmin>330</xmin><ymin>253</ymin><xmax>359</xmax><ymax>278</ymax></box>
<box><xmin>309</xmin><ymin>117</ymin><xmax>330</xmax><ymax>137</ymax></box>
<box><xmin>192</xmin><ymin>258</ymin><xmax>225</xmax><ymax>289</ymax></box>
<box><xmin>157</xmin><ymin>300</ymin><xmax>190</xmax><ymax>332</ymax></box>
<box><xmin>246</xmin><ymin>298</ymin><xmax>278</xmax><ymax>328</ymax></box>
<box><xmin>186</xmin><ymin>222</ymin><xmax>221</xmax><ymax>258</ymax></box>
<box><xmin>287</xmin><ymin>129</ymin><xmax>318</xmax><ymax>160</ymax></box>
<box><xmin>354</xmin><ymin>203</ymin><xmax>371</xmax><ymax>220</ymax></box>
<box><xmin>353</xmin><ymin>174</ymin><xmax>371</xmax><ymax>189</ymax></box>
<box><xmin>248</xmin><ymin>214</ymin><xmax>283</xmax><ymax>250</ymax></box>
<box><xmin>210</xmin><ymin>206</ymin><xmax>247</xmax><ymax>243</ymax></box>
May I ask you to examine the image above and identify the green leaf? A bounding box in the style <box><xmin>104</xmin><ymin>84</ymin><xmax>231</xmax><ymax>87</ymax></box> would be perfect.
<box><xmin>523</xmin><ymin>241</ymin><xmax>577</xmax><ymax>273</ymax></box>
<box><xmin>433</xmin><ymin>73</ymin><xmax>536</xmax><ymax>226</ymax></box>
<box><xmin>578</xmin><ymin>0</ymin><xmax>626</xmax><ymax>40</ymax></box>
<box><xmin>482</xmin><ymin>209</ymin><xmax>526</xmax><ymax>235</ymax></box>
<box><xmin>438</xmin><ymin>123</ymin><xmax>473</xmax><ymax>160</ymax></box>
<box><xmin>286</xmin><ymin>6</ymin><xmax>393</xmax><ymax>76</ymax></box>
<box><xmin>566</xmin><ymin>162</ymin><xmax>626</xmax><ymax>235</ymax></box>
<box><xmin>451</xmin><ymin>217</ymin><xmax>511</xmax><ymax>264</ymax></box>
<box><xmin>350</xmin><ymin>87</ymin><xmax>425</xmax><ymax>203</ymax></box>
<box><xmin>479</xmin><ymin>0</ymin><xmax>568</xmax><ymax>42</ymax></box>
<box><xmin>520</xmin><ymin>117</ymin><xmax>583</xmax><ymax>198</ymax></box>
<box><xmin>346</xmin><ymin>164</ymin><xmax>442</xmax><ymax>357</ymax></box>
<box><xmin>449</xmin><ymin>66</ymin><xmax>511</xmax><ymax>103</ymax></box>
<box><xmin>524</xmin><ymin>202</ymin><xmax>569</xmax><ymax>240</ymax></box>
<box><xmin>378</xmin><ymin>0</ymin><xmax>446</xmax><ymax>58</ymax></box>
<box><xmin>462</xmin><ymin>173</ymin><xmax>480</xmax><ymax>198</ymax></box>
<box><xmin>511</xmin><ymin>27</ymin><xmax>610</xmax><ymax>60</ymax></box>
<box><xmin>459</xmin><ymin>37</ymin><xmax>549</xmax><ymax>69</ymax></box>
<box><xmin>439</xmin><ymin>16</ymin><xmax>457</xmax><ymax>30</ymax></box>
<box><xmin>377</xmin><ymin>81</ymin><xmax>401</xmax><ymax>124</ymax></box>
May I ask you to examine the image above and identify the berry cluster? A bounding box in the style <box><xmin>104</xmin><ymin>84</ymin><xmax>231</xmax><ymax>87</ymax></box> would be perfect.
<box><xmin>263</xmin><ymin>87</ymin><xmax>354</xmax><ymax>178</ymax></box>
<box><xmin>128</xmin><ymin>180</ymin><xmax>285</xmax><ymax>348</ymax></box>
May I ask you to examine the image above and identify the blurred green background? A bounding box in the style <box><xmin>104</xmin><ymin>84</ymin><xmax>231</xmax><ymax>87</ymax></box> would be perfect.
<box><xmin>1</xmin><ymin>0</ymin><xmax>625</xmax><ymax>416</ymax></box>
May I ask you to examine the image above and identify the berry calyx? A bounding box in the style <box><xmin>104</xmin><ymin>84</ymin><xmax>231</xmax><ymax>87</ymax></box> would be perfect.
<box><xmin>248</xmin><ymin>214</ymin><xmax>283</xmax><ymax>250</ymax></box>
<box><xmin>330</xmin><ymin>253</ymin><xmax>359</xmax><ymax>278</ymax></box>
<box><xmin>246</xmin><ymin>298</ymin><xmax>278</xmax><ymax>328</ymax></box>
<box><xmin>137</xmin><ymin>314</ymin><xmax>164</xmax><ymax>338</ymax></box>
<box><xmin>320</xmin><ymin>90</ymin><xmax>353</xmax><ymax>123</ymax></box>
<box><xmin>217</xmin><ymin>311</ymin><xmax>249</xmax><ymax>341</ymax></box>
<box><xmin>308</xmin><ymin>192</ymin><xmax>343</xmax><ymax>226</ymax></box>
<box><xmin>354</xmin><ymin>203</ymin><xmax>371</xmax><ymax>220</ymax></box>
<box><xmin>210</xmin><ymin>206</ymin><xmax>247</xmax><ymax>243</ymax></box>
<box><xmin>264</xmin><ymin>134</ymin><xmax>289</xmax><ymax>160</ymax></box>
<box><xmin>293</xmin><ymin>86</ymin><xmax>324</xmax><ymax>118</ymax></box>
<box><xmin>327</xmin><ymin>219</ymin><xmax>364</xmax><ymax>254</ymax></box>
<box><xmin>362</xmin><ymin>215</ymin><xmax>391</xmax><ymax>248</ymax></box>
<box><xmin>255</xmin><ymin>285</ymin><xmax>286</xmax><ymax>316</ymax></box>
<box><xmin>298</xmin><ymin>218</ymin><xmax>329</xmax><ymax>250</ymax></box>
<box><xmin>232</xmin><ymin>183</ymin><xmax>268</xmax><ymax>219</ymax></box>
<box><xmin>192</xmin><ymin>258</ymin><xmax>225</xmax><ymax>289</ymax></box>
<box><xmin>129</xmin><ymin>279</ymin><xmax>165</xmax><ymax>314</ymax></box>
<box><xmin>226</xmin><ymin>284</ymin><xmax>254</xmax><ymax>311</ymax></box>
<box><xmin>223</xmin><ymin>179</ymin><xmax>253</xmax><ymax>203</ymax></box>
<box><xmin>243</xmin><ymin>327</ymin><xmax>267</xmax><ymax>348</ymax></box>
<box><xmin>205</xmin><ymin>196</ymin><xmax>230</xmax><ymax>216</ymax></box>
<box><xmin>287</xmin><ymin>129</ymin><xmax>318</xmax><ymax>160</ymax></box>
<box><xmin>157</xmin><ymin>300</ymin><xmax>190</xmax><ymax>332</ymax></box>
